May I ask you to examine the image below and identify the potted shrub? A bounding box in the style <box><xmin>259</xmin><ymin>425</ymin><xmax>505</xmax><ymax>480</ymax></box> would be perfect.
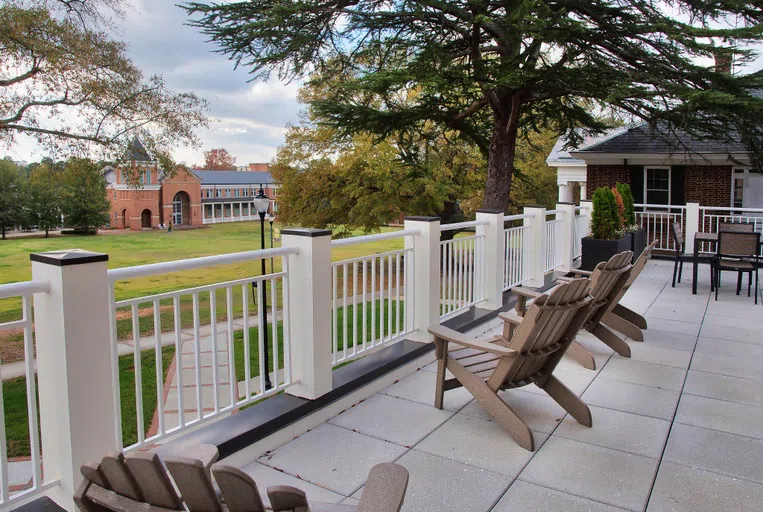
<box><xmin>616</xmin><ymin>182</ymin><xmax>645</xmax><ymax>261</ymax></box>
<box><xmin>581</xmin><ymin>186</ymin><xmax>633</xmax><ymax>270</ymax></box>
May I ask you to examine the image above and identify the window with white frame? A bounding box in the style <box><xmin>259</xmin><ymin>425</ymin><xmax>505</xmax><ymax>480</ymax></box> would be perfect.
<box><xmin>645</xmin><ymin>168</ymin><xmax>670</xmax><ymax>206</ymax></box>
<box><xmin>234</xmin><ymin>188</ymin><xmax>239</xmax><ymax>198</ymax></box>
<box><xmin>226</xmin><ymin>188</ymin><xmax>231</xmax><ymax>198</ymax></box>
<box><xmin>215</xmin><ymin>189</ymin><xmax>221</xmax><ymax>198</ymax></box>
<box><xmin>733</xmin><ymin>168</ymin><xmax>745</xmax><ymax>208</ymax></box>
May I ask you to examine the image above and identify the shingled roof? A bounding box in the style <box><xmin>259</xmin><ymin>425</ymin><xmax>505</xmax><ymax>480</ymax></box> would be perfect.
<box><xmin>127</xmin><ymin>137</ymin><xmax>152</xmax><ymax>162</ymax></box>
<box><xmin>191</xmin><ymin>170</ymin><xmax>275</xmax><ymax>185</ymax></box>
<box><xmin>574</xmin><ymin>123</ymin><xmax>747</xmax><ymax>155</ymax></box>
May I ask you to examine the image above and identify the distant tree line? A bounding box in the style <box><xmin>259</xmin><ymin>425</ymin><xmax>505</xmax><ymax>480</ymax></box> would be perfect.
<box><xmin>0</xmin><ymin>158</ymin><xmax>110</xmax><ymax>239</ymax></box>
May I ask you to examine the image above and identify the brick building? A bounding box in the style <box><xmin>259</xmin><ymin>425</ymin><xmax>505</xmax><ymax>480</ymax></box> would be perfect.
<box><xmin>547</xmin><ymin>124</ymin><xmax>758</xmax><ymax>209</ymax></box>
<box><xmin>104</xmin><ymin>139</ymin><xmax>277</xmax><ymax>230</ymax></box>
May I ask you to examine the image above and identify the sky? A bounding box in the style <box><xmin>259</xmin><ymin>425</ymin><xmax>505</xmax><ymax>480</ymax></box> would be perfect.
<box><xmin>8</xmin><ymin>1</ymin><xmax>303</xmax><ymax>167</ymax></box>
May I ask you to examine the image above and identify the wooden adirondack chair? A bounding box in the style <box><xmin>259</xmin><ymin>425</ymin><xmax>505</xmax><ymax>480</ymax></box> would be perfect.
<box><xmin>512</xmin><ymin>250</ymin><xmax>633</xmax><ymax>370</ymax></box>
<box><xmin>429</xmin><ymin>278</ymin><xmax>594</xmax><ymax>451</ymax></box>
<box><xmin>600</xmin><ymin>241</ymin><xmax>657</xmax><ymax>340</ymax></box>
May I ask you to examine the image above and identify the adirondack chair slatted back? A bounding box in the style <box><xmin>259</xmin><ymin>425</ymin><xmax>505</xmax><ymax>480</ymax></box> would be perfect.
<box><xmin>124</xmin><ymin>452</ymin><xmax>184</xmax><ymax>510</ymax></box>
<box><xmin>165</xmin><ymin>456</ymin><xmax>223</xmax><ymax>512</ymax></box>
<box><xmin>585</xmin><ymin>251</ymin><xmax>633</xmax><ymax>326</ymax></box>
<box><xmin>211</xmin><ymin>465</ymin><xmax>267</xmax><ymax>512</ymax></box>
<box><xmin>499</xmin><ymin>278</ymin><xmax>593</xmax><ymax>387</ymax></box>
<box><xmin>98</xmin><ymin>453</ymin><xmax>143</xmax><ymax>502</ymax></box>
<box><xmin>625</xmin><ymin>241</ymin><xmax>656</xmax><ymax>288</ymax></box>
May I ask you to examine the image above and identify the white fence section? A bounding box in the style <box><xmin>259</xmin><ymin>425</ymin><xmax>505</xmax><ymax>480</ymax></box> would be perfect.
<box><xmin>635</xmin><ymin>204</ymin><xmax>685</xmax><ymax>251</ymax></box>
<box><xmin>698</xmin><ymin>206</ymin><xmax>763</xmax><ymax>253</ymax></box>
<box><xmin>545</xmin><ymin>210</ymin><xmax>565</xmax><ymax>272</ymax></box>
<box><xmin>503</xmin><ymin>214</ymin><xmax>532</xmax><ymax>290</ymax></box>
<box><xmin>330</xmin><ymin>230</ymin><xmax>416</xmax><ymax>364</ymax></box>
<box><xmin>106</xmin><ymin>247</ymin><xmax>297</xmax><ymax>451</ymax></box>
<box><xmin>0</xmin><ymin>281</ymin><xmax>54</xmax><ymax>509</ymax></box>
<box><xmin>573</xmin><ymin>207</ymin><xmax>589</xmax><ymax>260</ymax></box>
<box><xmin>439</xmin><ymin>221</ymin><xmax>487</xmax><ymax>320</ymax></box>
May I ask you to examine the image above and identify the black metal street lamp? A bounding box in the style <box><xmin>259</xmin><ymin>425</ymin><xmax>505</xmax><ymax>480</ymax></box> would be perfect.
<box><xmin>253</xmin><ymin>187</ymin><xmax>272</xmax><ymax>389</ymax></box>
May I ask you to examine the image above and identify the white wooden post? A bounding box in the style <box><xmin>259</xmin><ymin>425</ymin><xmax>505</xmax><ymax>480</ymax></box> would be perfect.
<box><xmin>523</xmin><ymin>206</ymin><xmax>547</xmax><ymax>288</ymax></box>
<box><xmin>579</xmin><ymin>200</ymin><xmax>593</xmax><ymax>236</ymax></box>
<box><xmin>685</xmin><ymin>202</ymin><xmax>700</xmax><ymax>252</ymax></box>
<box><xmin>281</xmin><ymin>229</ymin><xmax>333</xmax><ymax>399</ymax></box>
<box><xmin>404</xmin><ymin>216</ymin><xmax>440</xmax><ymax>342</ymax></box>
<box><xmin>31</xmin><ymin>250</ymin><xmax>118</xmax><ymax>511</ymax></box>
<box><xmin>476</xmin><ymin>209</ymin><xmax>505</xmax><ymax>309</ymax></box>
<box><xmin>557</xmin><ymin>202</ymin><xmax>577</xmax><ymax>271</ymax></box>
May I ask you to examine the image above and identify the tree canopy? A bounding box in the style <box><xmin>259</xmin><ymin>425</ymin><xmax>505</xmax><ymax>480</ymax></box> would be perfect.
<box><xmin>203</xmin><ymin>148</ymin><xmax>237</xmax><ymax>170</ymax></box>
<box><xmin>60</xmin><ymin>158</ymin><xmax>110</xmax><ymax>231</ymax></box>
<box><xmin>184</xmin><ymin>0</ymin><xmax>763</xmax><ymax>211</ymax></box>
<box><xmin>1</xmin><ymin>1</ymin><xmax>209</xmax><ymax>160</ymax></box>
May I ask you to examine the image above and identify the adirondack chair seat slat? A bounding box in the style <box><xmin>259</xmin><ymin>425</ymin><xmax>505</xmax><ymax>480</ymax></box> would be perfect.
<box><xmin>430</xmin><ymin>278</ymin><xmax>595</xmax><ymax>451</ymax></box>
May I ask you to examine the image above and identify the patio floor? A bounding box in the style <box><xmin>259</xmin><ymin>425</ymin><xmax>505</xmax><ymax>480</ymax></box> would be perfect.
<box><xmin>236</xmin><ymin>260</ymin><xmax>763</xmax><ymax>512</ymax></box>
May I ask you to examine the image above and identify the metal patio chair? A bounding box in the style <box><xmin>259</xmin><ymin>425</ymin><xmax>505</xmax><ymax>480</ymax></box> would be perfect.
<box><xmin>714</xmin><ymin>230</ymin><xmax>761</xmax><ymax>304</ymax></box>
<box><xmin>671</xmin><ymin>222</ymin><xmax>715</xmax><ymax>289</ymax></box>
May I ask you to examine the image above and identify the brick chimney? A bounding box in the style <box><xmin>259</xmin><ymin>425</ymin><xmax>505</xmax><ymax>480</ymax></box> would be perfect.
<box><xmin>249</xmin><ymin>163</ymin><xmax>269</xmax><ymax>172</ymax></box>
<box><xmin>714</xmin><ymin>50</ymin><xmax>733</xmax><ymax>74</ymax></box>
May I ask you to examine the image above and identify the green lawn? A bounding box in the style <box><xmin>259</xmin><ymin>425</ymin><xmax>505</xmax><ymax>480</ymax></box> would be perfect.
<box><xmin>4</xmin><ymin>346</ymin><xmax>175</xmax><ymax>458</ymax></box>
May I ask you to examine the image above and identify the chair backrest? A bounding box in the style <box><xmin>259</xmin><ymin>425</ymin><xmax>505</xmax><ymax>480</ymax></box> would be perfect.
<box><xmin>586</xmin><ymin>250</ymin><xmax>633</xmax><ymax>325</ymax></box>
<box><xmin>671</xmin><ymin>222</ymin><xmax>684</xmax><ymax>254</ymax></box>
<box><xmin>718</xmin><ymin>221</ymin><xmax>755</xmax><ymax>233</ymax></box>
<box><xmin>124</xmin><ymin>451</ymin><xmax>184</xmax><ymax>510</ymax></box>
<box><xmin>165</xmin><ymin>456</ymin><xmax>223</xmax><ymax>512</ymax></box>
<box><xmin>502</xmin><ymin>278</ymin><xmax>593</xmax><ymax>386</ymax></box>
<box><xmin>718</xmin><ymin>230</ymin><xmax>761</xmax><ymax>258</ymax></box>
<box><xmin>211</xmin><ymin>464</ymin><xmax>266</xmax><ymax>512</ymax></box>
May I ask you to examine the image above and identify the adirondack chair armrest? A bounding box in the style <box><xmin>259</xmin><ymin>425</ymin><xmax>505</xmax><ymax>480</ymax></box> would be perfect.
<box><xmin>357</xmin><ymin>463</ymin><xmax>409</xmax><ymax>512</ymax></box>
<box><xmin>568</xmin><ymin>269</ymin><xmax>592</xmax><ymax>277</ymax></box>
<box><xmin>428</xmin><ymin>325</ymin><xmax>516</xmax><ymax>356</ymax></box>
<box><xmin>497</xmin><ymin>312</ymin><xmax>522</xmax><ymax>326</ymax></box>
<box><xmin>511</xmin><ymin>286</ymin><xmax>542</xmax><ymax>316</ymax></box>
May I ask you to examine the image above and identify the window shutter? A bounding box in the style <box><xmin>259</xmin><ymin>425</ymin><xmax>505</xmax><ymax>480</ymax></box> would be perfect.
<box><xmin>671</xmin><ymin>166</ymin><xmax>685</xmax><ymax>206</ymax></box>
<box><xmin>630</xmin><ymin>167</ymin><xmax>644</xmax><ymax>204</ymax></box>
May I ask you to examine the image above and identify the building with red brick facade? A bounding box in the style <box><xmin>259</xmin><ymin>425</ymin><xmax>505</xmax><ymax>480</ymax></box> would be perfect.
<box><xmin>104</xmin><ymin>140</ymin><xmax>277</xmax><ymax>230</ymax></box>
<box><xmin>547</xmin><ymin>124</ymin><xmax>759</xmax><ymax>209</ymax></box>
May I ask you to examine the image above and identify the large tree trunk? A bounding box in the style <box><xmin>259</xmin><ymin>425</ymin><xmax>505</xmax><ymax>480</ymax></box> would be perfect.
<box><xmin>483</xmin><ymin>113</ymin><xmax>519</xmax><ymax>212</ymax></box>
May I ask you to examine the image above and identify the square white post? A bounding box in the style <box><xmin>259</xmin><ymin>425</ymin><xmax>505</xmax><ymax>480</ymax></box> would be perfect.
<box><xmin>403</xmin><ymin>216</ymin><xmax>440</xmax><ymax>342</ymax></box>
<box><xmin>31</xmin><ymin>250</ymin><xmax>118</xmax><ymax>511</ymax></box>
<box><xmin>476</xmin><ymin>209</ymin><xmax>505</xmax><ymax>309</ymax></box>
<box><xmin>685</xmin><ymin>202</ymin><xmax>700</xmax><ymax>251</ymax></box>
<box><xmin>523</xmin><ymin>206</ymin><xmax>547</xmax><ymax>288</ymax></box>
<box><xmin>579</xmin><ymin>200</ymin><xmax>593</xmax><ymax>236</ymax></box>
<box><xmin>557</xmin><ymin>202</ymin><xmax>577</xmax><ymax>271</ymax></box>
<box><xmin>281</xmin><ymin>229</ymin><xmax>333</xmax><ymax>399</ymax></box>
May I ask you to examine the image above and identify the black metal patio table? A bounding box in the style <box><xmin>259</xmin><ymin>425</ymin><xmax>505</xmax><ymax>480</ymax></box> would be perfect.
<box><xmin>692</xmin><ymin>232</ymin><xmax>717</xmax><ymax>295</ymax></box>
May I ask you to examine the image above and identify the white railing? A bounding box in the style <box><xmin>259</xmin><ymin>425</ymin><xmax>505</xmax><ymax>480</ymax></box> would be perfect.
<box><xmin>439</xmin><ymin>221</ymin><xmax>487</xmax><ymax>319</ymax></box>
<box><xmin>0</xmin><ymin>281</ymin><xmax>57</xmax><ymax>508</ymax></box>
<box><xmin>330</xmin><ymin>231</ymin><xmax>416</xmax><ymax>364</ymax></box>
<box><xmin>107</xmin><ymin>247</ymin><xmax>298</xmax><ymax>451</ymax></box>
<box><xmin>699</xmin><ymin>206</ymin><xmax>763</xmax><ymax>252</ymax></box>
<box><xmin>634</xmin><ymin>204</ymin><xmax>685</xmax><ymax>251</ymax></box>
<box><xmin>503</xmin><ymin>214</ymin><xmax>532</xmax><ymax>290</ymax></box>
<box><xmin>545</xmin><ymin>210</ymin><xmax>564</xmax><ymax>272</ymax></box>
<box><xmin>573</xmin><ymin>207</ymin><xmax>589</xmax><ymax>260</ymax></box>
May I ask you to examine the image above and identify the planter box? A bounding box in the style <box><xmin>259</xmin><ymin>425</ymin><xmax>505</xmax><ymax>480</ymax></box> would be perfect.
<box><xmin>581</xmin><ymin>233</ymin><xmax>633</xmax><ymax>271</ymax></box>
<box><xmin>630</xmin><ymin>228</ymin><xmax>646</xmax><ymax>262</ymax></box>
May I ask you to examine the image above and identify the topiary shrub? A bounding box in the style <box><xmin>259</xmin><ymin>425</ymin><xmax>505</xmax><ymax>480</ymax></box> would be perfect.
<box><xmin>615</xmin><ymin>183</ymin><xmax>637</xmax><ymax>227</ymax></box>
<box><xmin>591</xmin><ymin>187</ymin><xmax>620</xmax><ymax>240</ymax></box>
<box><xmin>611</xmin><ymin>187</ymin><xmax>626</xmax><ymax>229</ymax></box>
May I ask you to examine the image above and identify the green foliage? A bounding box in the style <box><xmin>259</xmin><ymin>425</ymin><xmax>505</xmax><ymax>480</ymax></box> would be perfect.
<box><xmin>615</xmin><ymin>183</ymin><xmax>637</xmax><ymax>227</ymax></box>
<box><xmin>184</xmin><ymin>0</ymin><xmax>763</xmax><ymax>211</ymax></box>
<box><xmin>0</xmin><ymin>3</ymin><xmax>208</xmax><ymax>160</ymax></box>
<box><xmin>60</xmin><ymin>158</ymin><xmax>110</xmax><ymax>231</ymax></box>
<box><xmin>28</xmin><ymin>163</ymin><xmax>62</xmax><ymax>236</ymax></box>
<box><xmin>591</xmin><ymin>187</ymin><xmax>620</xmax><ymax>240</ymax></box>
<box><xmin>0</xmin><ymin>160</ymin><xmax>24</xmax><ymax>239</ymax></box>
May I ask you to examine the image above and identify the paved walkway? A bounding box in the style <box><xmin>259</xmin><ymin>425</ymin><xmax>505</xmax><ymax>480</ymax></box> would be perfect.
<box><xmin>237</xmin><ymin>260</ymin><xmax>763</xmax><ymax>512</ymax></box>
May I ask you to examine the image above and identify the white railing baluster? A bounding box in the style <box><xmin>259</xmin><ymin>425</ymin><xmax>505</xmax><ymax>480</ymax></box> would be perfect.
<box><xmin>282</xmin><ymin>255</ymin><xmax>292</xmax><ymax>385</ymax></box>
<box><xmin>226</xmin><ymin>287</ymin><xmax>235</xmax><ymax>408</ymax></box>
<box><xmin>332</xmin><ymin>265</ymin><xmax>338</xmax><ymax>364</ymax></box>
<box><xmin>243</xmin><ymin>284</ymin><xmax>251</xmax><ymax>400</ymax></box>
<box><xmin>270</xmin><ymin>277</ymin><xmax>279</xmax><ymax>389</ymax></box>
<box><xmin>0</xmin><ymin>347</ymin><xmax>8</xmax><ymax>503</ymax></box>
<box><xmin>343</xmin><ymin>262</ymin><xmax>348</xmax><ymax>360</ymax></box>
<box><xmin>107</xmin><ymin>283</ymin><xmax>123</xmax><ymax>449</ymax></box>
<box><xmin>209</xmin><ymin>291</ymin><xmax>219</xmax><ymax>414</ymax></box>
<box><xmin>353</xmin><ymin>261</ymin><xmax>358</xmax><ymax>356</ymax></box>
<box><xmin>22</xmin><ymin>296</ymin><xmax>41</xmax><ymax>488</ymax></box>
<box><xmin>395</xmin><ymin>252</ymin><xmax>401</xmax><ymax>337</ymax></box>
<box><xmin>192</xmin><ymin>292</ymin><xmax>203</xmax><ymax>420</ymax></box>
<box><xmin>130</xmin><ymin>304</ymin><xmax>145</xmax><ymax>445</ymax></box>
<box><xmin>173</xmin><ymin>295</ymin><xmax>185</xmax><ymax>428</ymax></box>
<box><xmin>256</xmin><ymin>280</ymin><xmax>266</xmax><ymax>396</ymax></box>
<box><xmin>153</xmin><ymin>300</ymin><xmax>165</xmax><ymax>435</ymax></box>
<box><xmin>362</xmin><ymin>262</ymin><xmax>368</xmax><ymax>351</ymax></box>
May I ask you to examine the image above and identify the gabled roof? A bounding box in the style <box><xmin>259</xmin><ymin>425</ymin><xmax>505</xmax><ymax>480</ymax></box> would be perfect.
<box><xmin>127</xmin><ymin>137</ymin><xmax>152</xmax><ymax>162</ymax></box>
<box><xmin>191</xmin><ymin>170</ymin><xmax>275</xmax><ymax>185</ymax></box>
<box><xmin>573</xmin><ymin>123</ymin><xmax>748</xmax><ymax>155</ymax></box>
<box><xmin>547</xmin><ymin>127</ymin><xmax>629</xmax><ymax>165</ymax></box>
